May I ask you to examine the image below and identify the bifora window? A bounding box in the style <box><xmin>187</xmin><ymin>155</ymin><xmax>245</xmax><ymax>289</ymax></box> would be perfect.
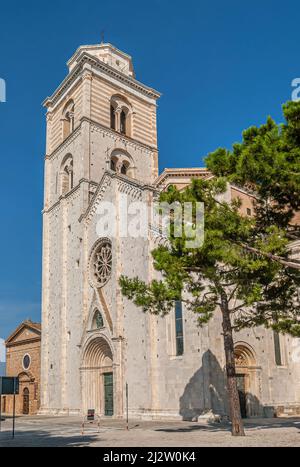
<box><xmin>175</xmin><ymin>301</ymin><xmax>184</xmax><ymax>356</ymax></box>
<box><xmin>23</xmin><ymin>354</ymin><xmax>31</xmax><ymax>370</ymax></box>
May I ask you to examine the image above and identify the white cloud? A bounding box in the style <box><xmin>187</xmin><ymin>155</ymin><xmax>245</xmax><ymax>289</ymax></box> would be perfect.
<box><xmin>0</xmin><ymin>338</ymin><xmax>5</xmax><ymax>362</ymax></box>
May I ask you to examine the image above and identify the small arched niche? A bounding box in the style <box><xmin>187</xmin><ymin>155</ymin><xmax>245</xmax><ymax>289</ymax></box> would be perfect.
<box><xmin>109</xmin><ymin>149</ymin><xmax>135</xmax><ymax>178</ymax></box>
<box><xmin>61</xmin><ymin>99</ymin><xmax>75</xmax><ymax>140</ymax></box>
<box><xmin>60</xmin><ymin>154</ymin><xmax>74</xmax><ymax>195</ymax></box>
<box><xmin>91</xmin><ymin>309</ymin><xmax>105</xmax><ymax>330</ymax></box>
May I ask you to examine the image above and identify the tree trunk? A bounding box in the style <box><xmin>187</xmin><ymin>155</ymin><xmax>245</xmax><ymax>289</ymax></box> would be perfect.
<box><xmin>220</xmin><ymin>294</ymin><xmax>245</xmax><ymax>436</ymax></box>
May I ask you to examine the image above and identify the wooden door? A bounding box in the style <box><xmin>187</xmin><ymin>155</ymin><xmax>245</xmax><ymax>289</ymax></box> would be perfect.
<box><xmin>23</xmin><ymin>387</ymin><xmax>30</xmax><ymax>415</ymax></box>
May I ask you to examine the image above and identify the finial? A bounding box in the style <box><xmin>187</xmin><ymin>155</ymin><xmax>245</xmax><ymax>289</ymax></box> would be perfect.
<box><xmin>101</xmin><ymin>30</ymin><xmax>105</xmax><ymax>44</ymax></box>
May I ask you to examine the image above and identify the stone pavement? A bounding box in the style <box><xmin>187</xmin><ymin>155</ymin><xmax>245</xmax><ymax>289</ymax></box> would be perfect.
<box><xmin>0</xmin><ymin>415</ymin><xmax>299</xmax><ymax>447</ymax></box>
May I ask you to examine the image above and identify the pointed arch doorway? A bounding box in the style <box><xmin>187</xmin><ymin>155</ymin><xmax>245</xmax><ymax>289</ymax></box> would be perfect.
<box><xmin>234</xmin><ymin>343</ymin><xmax>261</xmax><ymax>418</ymax></box>
<box><xmin>81</xmin><ymin>336</ymin><xmax>114</xmax><ymax>417</ymax></box>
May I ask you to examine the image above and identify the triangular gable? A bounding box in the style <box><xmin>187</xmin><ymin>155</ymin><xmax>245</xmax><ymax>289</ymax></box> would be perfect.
<box><xmin>6</xmin><ymin>321</ymin><xmax>41</xmax><ymax>346</ymax></box>
<box><xmin>79</xmin><ymin>172</ymin><xmax>113</xmax><ymax>225</ymax></box>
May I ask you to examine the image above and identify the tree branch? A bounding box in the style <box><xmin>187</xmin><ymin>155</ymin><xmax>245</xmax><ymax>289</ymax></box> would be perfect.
<box><xmin>237</xmin><ymin>242</ymin><xmax>300</xmax><ymax>270</ymax></box>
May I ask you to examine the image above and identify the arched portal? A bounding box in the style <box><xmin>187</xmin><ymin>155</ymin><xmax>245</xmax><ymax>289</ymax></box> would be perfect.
<box><xmin>234</xmin><ymin>343</ymin><xmax>261</xmax><ymax>418</ymax></box>
<box><xmin>81</xmin><ymin>336</ymin><xmax>114</xmax><ymax>416</ymax></box>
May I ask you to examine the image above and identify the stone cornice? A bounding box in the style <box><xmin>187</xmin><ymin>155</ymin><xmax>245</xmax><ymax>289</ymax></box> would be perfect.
<box><xmin>88</xmin><ymin>117</ymin><xmax>158</xmax><ymax>153</ymax></box>
<box><xmin>43</xmin><ymin>179</ymin><xmax>91</xmax><ymax>214</ymax></box>
<box><xmin>155</xmin><ymin>167</ymin><xmax>211</xmax><ymax>188</ymax></box>
<box><xmin>6</xmin><ymin>337</ymin><xmax>41</xmax><ymax>348</ymax></box>
<box><xmin>67</xmin><ymin>43</ymin><xmax>133</xmax><ymax>69</ymax></box>
<box><xmin>43</xmin><ymin>65</ymin><xmax>83</xmax><ymax>109</ymax></box>
<box><xmin>45</xmin><ymin>117</ymin><xmax>157</xmax><ymax>161</ymax></box>
<box><xmin>230</xmin><ymin>183</ymin><xmax>258</xmax><ymax>198</ymax></box>
<box><xmin>45</xmin><ymin>125</ymin><xmax>81</xmax><ymax>161</ymax></box>
<box><xmin>43</xmin><ymin>51</ymin><xmax>161</xmax><ymax>109</ymax></box>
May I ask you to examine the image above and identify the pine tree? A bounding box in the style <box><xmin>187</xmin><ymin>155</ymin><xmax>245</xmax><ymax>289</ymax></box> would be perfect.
<box><xmin>120</xmin><ymin>102</ymin><xmax>300</xmax><ymax>435</ymax></box>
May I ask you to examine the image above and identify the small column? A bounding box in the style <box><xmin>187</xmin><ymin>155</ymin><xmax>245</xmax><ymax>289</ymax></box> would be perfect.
<box><xmin>114</xmin><ymin>107</ymin><xmax>122</xmax><ymax>133</ymax></box>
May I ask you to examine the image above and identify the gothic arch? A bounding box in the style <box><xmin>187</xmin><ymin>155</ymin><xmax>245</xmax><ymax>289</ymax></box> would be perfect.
<box><xmin>87</xmin><ymin>306</ymin><xmax>105</xmax><ymax>331</ymax></box>
<box><xmin>81</xmin><ymin>334</ymin><xmax>114</xmax><ymax>415</ymax></box>
<box><xmin>234</xmin><ymin>342</ymin><xmax>262</xmax><ymax>417</ymax></box>
<box><xmin>234</xmin><ymin>342</ymin><xmax>256</xmax><ymax>367</ymax></box>
<box><xmin>82</xmin><ymin>334</ymin><xmax>113</xmax><ymax>368</ymax></box>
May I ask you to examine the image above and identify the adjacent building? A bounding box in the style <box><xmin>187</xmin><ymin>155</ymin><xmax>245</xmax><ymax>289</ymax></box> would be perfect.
<box><xmin>2</xmin><ymin>321</ymin><xmax>41</xmax><ymax>415</ymax></box>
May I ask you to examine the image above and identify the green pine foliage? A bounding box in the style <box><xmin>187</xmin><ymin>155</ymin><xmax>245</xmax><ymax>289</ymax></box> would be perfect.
<box><xmin>120</xmin><ymin>101</ymin><xmax>300</xmax><ymax>338</ymax></box>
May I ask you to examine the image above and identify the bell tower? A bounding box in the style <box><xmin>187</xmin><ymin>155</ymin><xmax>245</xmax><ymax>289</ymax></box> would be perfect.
<box><xmin>43</xmin><ymin>42</ymin><xmax>160</xmax><ymax>212</ymax></box>
<box><xmin>40</xmin><ymin>42</ymin><xmax>160</xmax><ymax>414</ymax></box>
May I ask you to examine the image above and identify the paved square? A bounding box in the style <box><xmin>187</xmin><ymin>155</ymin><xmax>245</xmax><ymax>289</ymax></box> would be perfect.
<box><xmin>0</xmin><ymin>416</ymin><xmax>300</xmax><ymax>447</ymax></box>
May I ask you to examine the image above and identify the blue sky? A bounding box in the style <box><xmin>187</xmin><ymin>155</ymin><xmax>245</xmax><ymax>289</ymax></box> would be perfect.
<box><xmin>0</xmin><ymin>0</ymin><xmax>299</xmax><ymax>340</ymax></box>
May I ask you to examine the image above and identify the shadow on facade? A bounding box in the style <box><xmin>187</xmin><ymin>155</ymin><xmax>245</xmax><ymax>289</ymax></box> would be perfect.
<box><xmin>178</xmin><ymin>350</ymin><xmax>269</xmax><ymax>421</ymax></box>
<box><xmin>179</xmin><ymin>350</ymin><xmax>227</xmax><ymax>421</ymax></box>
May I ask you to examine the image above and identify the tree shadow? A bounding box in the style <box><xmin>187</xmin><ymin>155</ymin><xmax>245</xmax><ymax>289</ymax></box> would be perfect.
<box><xmin>178</xmin><ymin>350</ymin><xmax>228</xmax><ymax>421</ymax></box>
<box><xmin>166</xmin><ymin>349</ymin><xmax>300</xmax><ymax>431</ymax></box>
<box><xmin>0</xmin><ymin>429</ymin><xmax>99</xmax><ymax>447</ymax></box>
<box><xmin>155</xmin><ymin>417</ymin><xmax>300</xmax><ymax>433</ymax></box>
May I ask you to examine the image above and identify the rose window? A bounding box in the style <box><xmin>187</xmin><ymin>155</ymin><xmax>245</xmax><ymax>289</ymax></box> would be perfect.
<box><xmin>92</xmin><ymin>241</ymin><xmax>112</xmax><ymax>287</ymax></box>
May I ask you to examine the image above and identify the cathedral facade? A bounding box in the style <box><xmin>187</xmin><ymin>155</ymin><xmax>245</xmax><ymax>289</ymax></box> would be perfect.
<box><xmin>40</xmin><ymin>42</ymin><xmax>300</xmax><ymax>420</ymax></box>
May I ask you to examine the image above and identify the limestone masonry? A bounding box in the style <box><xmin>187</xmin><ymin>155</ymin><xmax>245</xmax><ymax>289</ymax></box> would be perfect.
<box><xmin>40</xmin><ymin>42</ymin><xmax>300</xmax><ymax>419</ymax></box>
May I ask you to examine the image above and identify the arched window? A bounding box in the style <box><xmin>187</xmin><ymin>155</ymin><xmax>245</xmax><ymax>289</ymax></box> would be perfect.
<box><xmin>120</xmin><ymin>110</ymin><xmax>126</xmax><ymax>135</ymax></box>
<box><xmin>92</xmin><ymin>310</ymin><xmax>104</xmax><ymax>329</ymax></box>
<box><xmin>62</xmin><ymin>100</ymin><xmax>75</xmax><ymax>140</ymax></box>
<box><xmin>109</xmin><ymin>150</ymin><xmax>134</xmax><ymax>178</ymax></box>
<box><xmin>110</xmin><ymin>95</ymin><xmax>132</xmax><ymax>137</ymax></box>
<box><xmin>60</xmin><ymin>155</ymin><xmax>73</xmax><ymax>195</ymax></box>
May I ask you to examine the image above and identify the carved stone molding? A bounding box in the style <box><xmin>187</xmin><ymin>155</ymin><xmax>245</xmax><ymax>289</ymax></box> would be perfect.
<box><xmin>89</xmin><ymin>119</ymin><xmax>155</xmax><ymax>154</ymax></box>
<box><xmin>44</xmin><ymin>52</ymin><xmax>160</xmax><ymax>109</ymax></box>
<box><xmin>117</xmin><ymin>180</ymin><xmax>142</xmax><ymax>200</ymax></box>
<box><xmin>84</xmin><ymin>174</ymin><xmax>112</xmax><ymax>224</ymax></box>
<box><xmin>46</xmin><ymin>127</ymin><xmax>82</xmax><ymax>161</ymax></box>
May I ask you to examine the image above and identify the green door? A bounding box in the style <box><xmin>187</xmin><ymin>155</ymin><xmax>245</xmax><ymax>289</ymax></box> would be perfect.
<box><xmin>104</xmin><ymin>372</ymin><xmax>114</xmax><ymax>416</ymax></box>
